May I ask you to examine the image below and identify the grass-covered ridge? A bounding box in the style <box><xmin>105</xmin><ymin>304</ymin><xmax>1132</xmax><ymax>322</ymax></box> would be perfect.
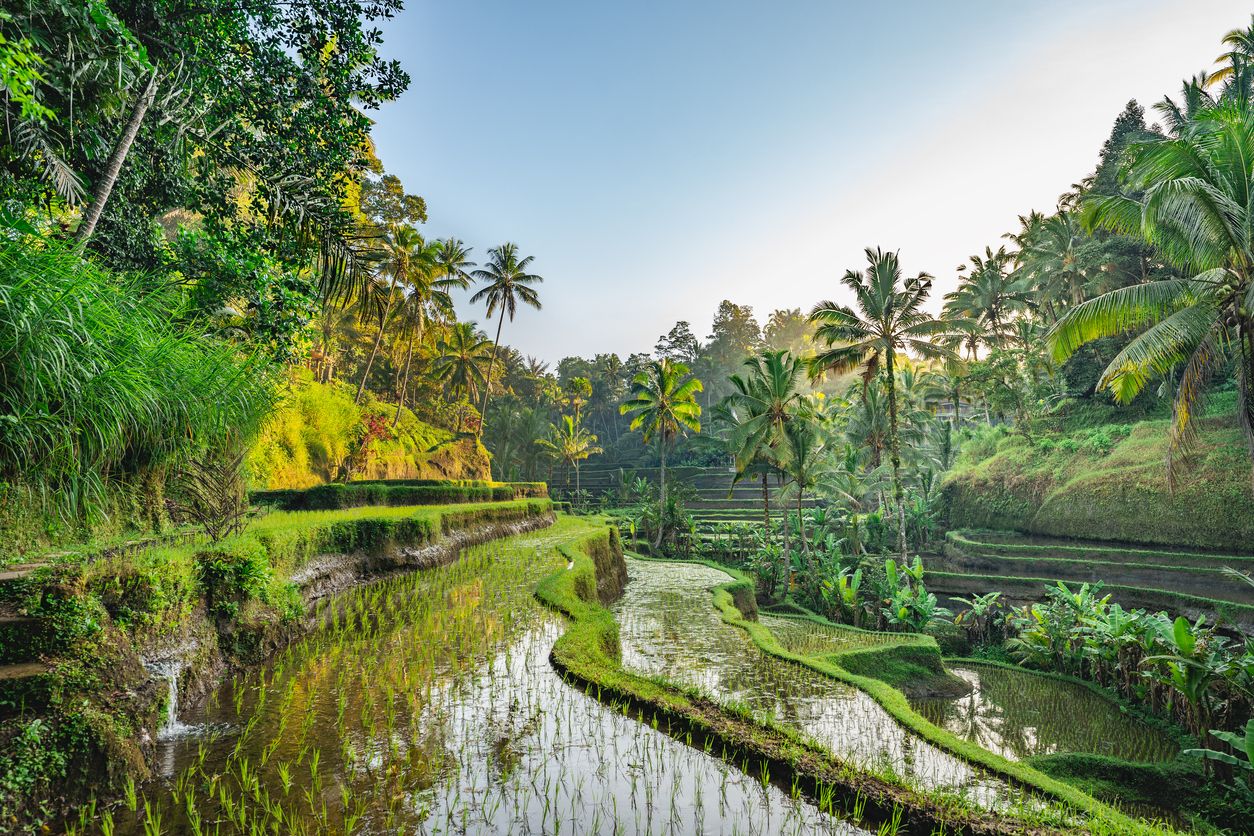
<box><xmin>0</xmin><ymin>499</ymin><xmax>553</xmax><ymax>827</ymax></box>
<box><xmin>536</xmin><ymin>542</ymin><xmax>1173</xmax><ymax>833</ymax></box>
<box><xmin>941</xmin><ymin>411</ymin><xmax>1254</xmax><ymax>551</ymax></box>
<box><xmin>250</xmin><ymin>478</ymin><xmax>547</xmax><ymax>511</ymax></box>
<box><xmin>246</xmin><ymin>374</ymin><xmax>491</xmax><ymax>490</ymax></box>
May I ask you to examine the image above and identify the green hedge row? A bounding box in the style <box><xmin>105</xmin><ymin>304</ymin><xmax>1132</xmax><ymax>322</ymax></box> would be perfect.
<box><xmin>250</xmin><ymin>480</ymin><xmax>548</xmax><ymax>511</ymax></box>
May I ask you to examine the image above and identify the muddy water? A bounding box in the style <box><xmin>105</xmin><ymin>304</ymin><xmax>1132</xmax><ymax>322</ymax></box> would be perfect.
<box><xmin>114</xmin><ymin>522</ymin><xmax>867</xmax><ymax>835</ymax></box>
<box><xmin>613</xmin><ymin>558</ymin><xmax>1017</xmax><ymax>807</ymax></box>
<box><xmin>910</xmin><ymin>662</ymin><xmax>1180</xmax><ymax>763</ymax></box>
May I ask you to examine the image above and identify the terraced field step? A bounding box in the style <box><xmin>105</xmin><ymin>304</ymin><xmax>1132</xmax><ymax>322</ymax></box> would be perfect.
<box><xmin>938</xmin><ymin>530</ymin><xmax>1254</xmax><ymax>630</ymax></box>
<box><xmin>950</xmin><ymin>530</ymin><xmax>1254</xmax><ymax>569</ymax></box>
<box><xmin>942</xmin><ymin>551</ymin><xmax>1254</xmax><ymax>606</ymax></box>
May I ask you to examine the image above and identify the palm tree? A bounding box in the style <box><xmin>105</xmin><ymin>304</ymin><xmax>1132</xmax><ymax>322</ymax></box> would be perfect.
<box><xmin>1009</xmin><ymin>212</ymin><xmax>1087</xmax><ymax>322</ymax></box>
<box><xmin>620</xmin><ymin>359</ymin><xmax>703</xmax><ymax>548</ymax></box>
<box><xmin>723</xmin><ymin>350</ymin><xmax>808</xmax><ymax>541</ymax></box>
<box><xmin>943</xmin><ymin>246</ymin><xmax>1029</xmax><ymax>347</ymax></box>
<box><xmin>356</xmin><ymin>226</ymin><xmax>439</xmax><ymax>404</ymax></box>
<box><xmin>536</xmin><ymin>414</ymin><xmax>603</xmax><ymax>497</ymax></box>
<box><xmin>390</xmin><ymin>258</ymin><xmax>467</xmax><ymax>425</ymax></box>
<box><xmin>434</xmin><ymin>322</ymin><xmax>494</xmax><ymax>429</ymax></box>
<box><xmin>470</xmin><ymin>243</ymin><xmax>543</xmax><ymax>435</ymax></box>
<box><xmin>1051</xmin><ymin>101</ymin><xmax>1254</xmax><ymax>483</ymax></box>
<box><xmin>808</xmin><ymin>247</ymin><xmax>952</xmax><ymax>558</ymax></box>
<box><xmin>777</xmin><ymin>418</ymin><xmax>827</xmax><ymax>557</ymax></box>
<box><xmin>436</xmin><ymin>238</ymin><xmax>476</xmax><ymax>290</ymax></box>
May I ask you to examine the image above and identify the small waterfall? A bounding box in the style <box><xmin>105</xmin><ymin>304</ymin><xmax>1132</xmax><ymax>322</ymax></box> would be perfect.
<box><xmin>146</xmin><ymin>658</ymin><xmax>194</xmax><ymax>739</ymax></box>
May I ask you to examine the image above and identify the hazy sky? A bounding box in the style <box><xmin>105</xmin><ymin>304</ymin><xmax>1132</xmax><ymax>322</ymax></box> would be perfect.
<box><xmin>370</xmin><ymin>0</ymin><xmax>1251</xmax><ymax>364</ymax></box>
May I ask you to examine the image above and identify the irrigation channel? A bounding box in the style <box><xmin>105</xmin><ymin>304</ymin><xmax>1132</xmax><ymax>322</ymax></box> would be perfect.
<box><xmin>91</xmin><ymin>519</ymin><xmax>1172</xmax><ymax>835</ymax></box>
<box><xmin>102</xmin><ymin>518</ymin><xmax>871</xmax><ymax>835</ymax></box>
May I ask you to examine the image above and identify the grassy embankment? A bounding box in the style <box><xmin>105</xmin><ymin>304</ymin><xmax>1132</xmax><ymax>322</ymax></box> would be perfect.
<box><xmin>536</xmin><ymin>541</ymin><xmax>1172</xmax><ymax>834</ymax></box>
<box><xmin>246</xmin><ymin>373</ymin><xmax>491</xmax><ymax>490</ymax></box>
<box><xmin>941</xmin><ymin>395</ymin><xmax>1254</xmax><ymax>552</ymax></box>
<box><xmin>0</xmin><ymin>495</ymin><xmax>551</xmax><ymax>829</ymax></box>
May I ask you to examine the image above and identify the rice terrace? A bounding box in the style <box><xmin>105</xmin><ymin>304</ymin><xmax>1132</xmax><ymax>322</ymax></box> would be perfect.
<box><xmin>4</xmin><ymin>2</ymin><xmax>1254</xmax><ymax>834</ymax></box>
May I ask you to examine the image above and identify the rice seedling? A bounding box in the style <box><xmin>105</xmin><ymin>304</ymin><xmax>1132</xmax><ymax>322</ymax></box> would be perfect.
<box><xmin>98</xmin><ymin>518</ymin><xmax>870</xmax><ymax>835</ymax></box>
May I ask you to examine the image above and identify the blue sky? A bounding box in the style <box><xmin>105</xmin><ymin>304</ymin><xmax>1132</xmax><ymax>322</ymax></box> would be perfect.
<box><xmin>369</xmin><ymin>0</ymin><xmax>1250</xmax><ymax>363</ymax></box>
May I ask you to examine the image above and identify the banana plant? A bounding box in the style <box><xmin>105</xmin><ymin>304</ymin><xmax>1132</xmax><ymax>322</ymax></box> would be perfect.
<box><xmin>1186</xmin><ymin>719</ymin><xmax>1253</xmax><ymax>793</ymax></box>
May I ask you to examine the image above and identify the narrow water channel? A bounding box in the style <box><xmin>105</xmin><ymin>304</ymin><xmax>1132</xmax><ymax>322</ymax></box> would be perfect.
<box><xmin>114</xmin><ymin>521</ymin><xmax>868</xmax><ymax>835</ymax></box>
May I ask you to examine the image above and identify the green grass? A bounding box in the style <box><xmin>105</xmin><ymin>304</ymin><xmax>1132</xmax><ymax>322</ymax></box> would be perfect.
<box><xmin>942</xmin><ymin>413</ymin><xmax>1254</xmax><ymax>551</ymax></box>
<box><xmin>926</xmin><ymin>569</ymin><xmax>1254</xmax><ymax>629</ymax></box>
<box><xmin>250</xmin><ymin>480</ymin><xmax>547</xmax><ymax>511</ymax></box>
<box><xmin>246</xmin><ymin>373</ymin><xmax>491</xmax><ymax>490</ymax></box>
<box><xmin>537</xmin><ymin>548</ymin><xmax>1178</xmax><ymax>834</ymax></box>
<box><xmin>699</xmin><ymin>564</ymin><xmax>1177</xmax><ymax>834</ymax></box>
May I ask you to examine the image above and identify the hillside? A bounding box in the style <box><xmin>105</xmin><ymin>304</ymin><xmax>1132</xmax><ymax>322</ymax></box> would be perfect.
<box><xmin>247</xmin><ymin>375</ymin><xmax>491</xmax><ymax>489</ymax></box>
<box><xmin>941</xmin><ymin>404</ymin><xmax>1254</xmax><ymax>552</ymax></box>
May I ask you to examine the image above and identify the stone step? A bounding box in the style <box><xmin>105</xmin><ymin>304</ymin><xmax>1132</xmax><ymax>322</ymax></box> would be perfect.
<box><xmin>0</xmin><ymin>613</ymin><xmax>48</xmax><ymax>665</ymax></box>
<box><xmin>0</xmin><ymin>661</ymin><xmax>52</xmax><ymax>716</ymax></box>
<box><xmin>0</xmin><ymin>563</ymin><xmax>49</xmax><ymax>584</ymax></box>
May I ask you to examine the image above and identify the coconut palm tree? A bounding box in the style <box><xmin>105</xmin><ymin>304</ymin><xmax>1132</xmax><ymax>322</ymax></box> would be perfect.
<box><xmin>1009</xmin><ymin>212</ymin><xmax>1088</xmax><ymax>322</ymax></box>
<box><xmin>355</xmin><ymin>225</ymin><xmax>439</xmax><ymax>404</ymax></box>
<box><xmin>470</xmin><ymin>243</ymin><xmax>543</xmax><ymax>435</ymax></box>
<box><xmin>1051</xmin><ymin>101</ymin><xmax>1254</xmax><ymax>483</ymax></box>
<box><xmin>943</xmin><ymin>246</ymin><xmax>1029</xmax><ymax>348</ymax></box>
<box><xmin>436</xmin><ymin>238</ymin><xmax>476</xmax><ymax>290</ymax></box>
<box><xmin>434</xmin><ymin>322</ymin><xmax>494</xmax><ymax>428</ymax></box>
<box><xmin>536</xmin><ymin>414</ymin><xmax>602</xmax><ymax>497</ymax></box>
<box><xmin>390</xmin><ymin>258</ymin><xmax>467</xmax><ymax>424</ymax></box>
<box><xmin>620</xmin><ymin>359</ymin><xmax>703</xmax><ymax>548</ymax></box>
<box><xmin>808</xmin><ymin>247</ymin><xmax>952</xmax><ymax>558</ymax></box>
<box><xmin>722</xmin><ymin>350</ymin><xmax>808</xmax><ymax>538</ymax></box>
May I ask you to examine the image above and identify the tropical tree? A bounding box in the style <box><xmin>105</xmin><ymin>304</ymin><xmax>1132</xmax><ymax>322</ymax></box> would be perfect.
<box><xmin>620</xmin><ymin>359</ymin><xmax>703</xmax><ymax>548</ymax></box>
<box><xmin>355</xmin><ymin>226</ymin><xmax>438</xmax><ymax>404</ymax></box>
<box><xmin>943</xmin><ymin>246</ymin><xmax>1029</xmax><ymax>348</ymax></box>
<box><xmin>470</xmin><ymin>243</ymin><xmax>543</xmax><ymax>434</ymax></box>
<box><xmin>390</xmin><ymin>254</ymin><xmax>468</xmax><ymax>424</ymax></box>
<box><xmin>808</xmin><ymin>247</ymin><xmax>952</xmax><ymax>558</ymax></box>
<box><xmin>1009</xmin><ymin>212</ymin><xmax>1087</xmax><ymax>322</ymax></box>
<box><xmin>722</xmin><ymin>351</ymin><xmax>808</xmax><ymax>539</ymax></box>
<box><xmin>1050</xmin><ymin>101</ymin><xmax>1254</xmax><ymax>482</ymax></box>
<box><xmin>434</xmin><ymin>322</ymin><xmax>494</xmax><ymax>426</ymax></box>
<box><xmin>536</xmin><ymin>414</ymin><xmax>602</xmax><ymax>497</ymax></box>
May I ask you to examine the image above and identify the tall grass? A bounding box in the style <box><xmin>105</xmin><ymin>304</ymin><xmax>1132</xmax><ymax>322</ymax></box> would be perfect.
<box><xmin>0</xmin><ymin>238</ymin><xmax>275</xmax><ymax>518</ymax></box>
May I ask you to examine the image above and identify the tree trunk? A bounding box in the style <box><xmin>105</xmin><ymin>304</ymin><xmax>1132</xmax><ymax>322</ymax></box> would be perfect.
<box><xmin>761</xmin><ymin>472</ymin><xmax>772</xmax><ymax>546</ymax></box>
<box><xmin>654</xmin><ymin>437</ymin><xmax>667</xmax><ymax>549</ymax></box>
<box><xmin>393</xmin><ymin>326</ymin><xmax>417</xmax><ymax>427</ymax></box>
<box><xmin>356</xmin><ymin>276</ymin><xmax>398</xmax><ymax>405</ymax></box>
<box><xmin>796</xmin><ymin>489</ymin><xmax>807</xmax><ymax>555</ymax></box>
<box><xmin>885</xmin><ymin>349</ymin><xmax>908</xmax><ymax>560</ymax></box>
<box><xmin>76</xmin><ymin>70</ymin><xmax>159</xmax><ymax>248</ymax></box>
<box><xmin>478</xmin><ymin>306</ymin><xmax>507</xmax><ymax>437</ymax></box>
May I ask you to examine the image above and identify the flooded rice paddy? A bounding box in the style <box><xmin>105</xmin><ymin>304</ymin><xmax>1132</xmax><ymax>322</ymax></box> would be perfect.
<box><xmin>909</xmin><ymin>662</ymin><xmax>1179</xmax><ymax>763</ymax></box>
<box><xmin>613</xmin><ymin>559</ymin><xmax>1018</xmax><ymax>809</ymax></box>
<box><xmin>102</xmin><ymin>520</ymin><xmax>870</xmax><ymax>835</ymax></box>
